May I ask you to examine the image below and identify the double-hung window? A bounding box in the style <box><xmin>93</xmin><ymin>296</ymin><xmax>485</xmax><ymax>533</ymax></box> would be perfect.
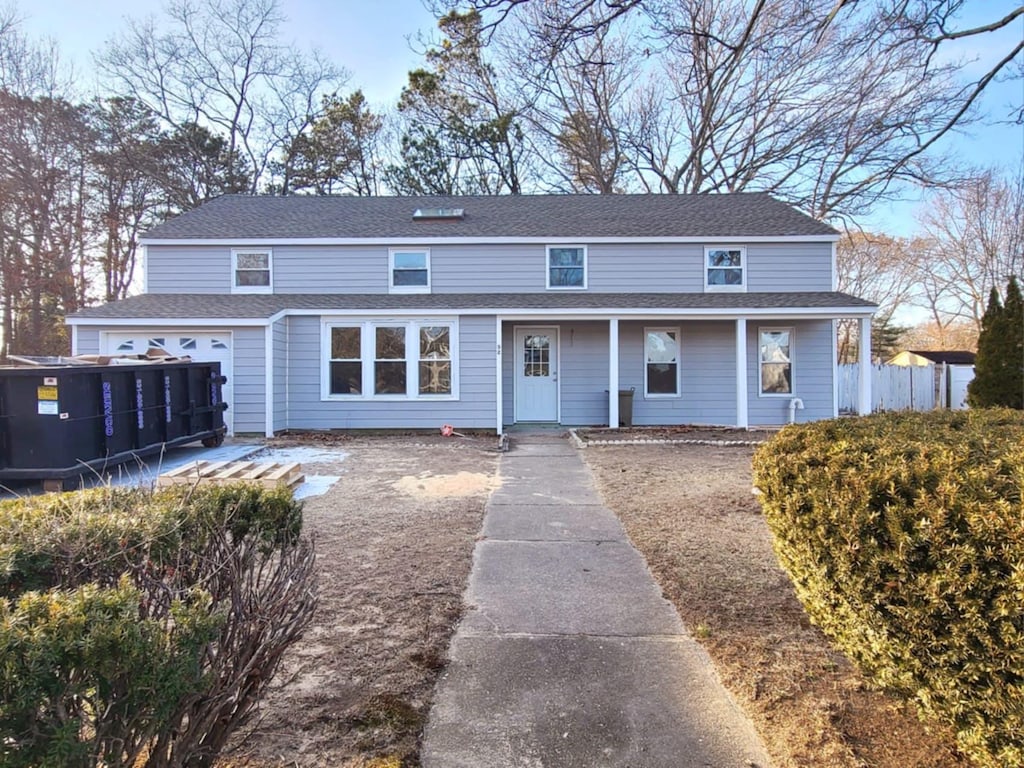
<box><xmin>232</xmin><ymin>249</ymin><xmax>272</xmax><ymax>293</ymax></box>
<box><xmin>390</xmin><ymin>249</ymin><xmax>430</xmax><ymax>293</ymax></box>
<box><xmin>759</xmin><ymin>328</ymin><xmax>793</xmax><ymax>395</ymax></box>
<box><xmin>329</xmin><ymin>327</ymin><xmax>362</xmax><ymax>394</ymax></box>
<box><xmin>324</xmin><ymin>320</ymin><xmax>457</xmax><ymax>399</ymax></box>
<box><xmin>645</xmin><ymin>328</ymin><xmax>680</xmax><ymax>396</ymax></box>
<box><xmin>704</xmin><ymin>246</ymin><xmax>745</xmax><ymax>291</ymax></box>
<box><xmin>547</xmin><ymin>245</ymin><xmax>587</xmax><ymax>289</ymax></box>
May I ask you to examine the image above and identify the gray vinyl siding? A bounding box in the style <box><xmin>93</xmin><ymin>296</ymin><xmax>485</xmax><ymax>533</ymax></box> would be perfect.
<box><xmin>224</xmin><ymin>328</ymin><xmax>266</xmax><ymax>434</ymax></box>
<box><xmin>272</xmin><ymin>319</ymin><xmax>288</xmax><ymax>432</ymax></box>
<box><xmin>746</xmin><ymin>243</ymin><xmax>833</xmax><ymax>291</ymax></box>
<box><xmin>619</xmin><ymin>321</ymin><xmax>738</xmax><ymax>426</ymax></box>
<box><xmin>274</xmin><ymin>245</ymin><xmax>385</xmax><ymax>293</ymax></box>
<box><xmin>75</xmin><ymin>328</ymin><xmax>100</xmax><ymax>354</ymax></box>
<box><xmin>747</xmin><ymin>319</ymin><xmax>834</xmax><ymax>425</ymax></box>
<box><xmin>558</xmin><ymin>322</ymin><xmax>611</xmax><ymax>425</ymax></box>
<box><xmin>285</xmin><ymin>314</ymin><xmax>497</xmax><ymax>430</ymax></box>
<box><xmin>147</xmin><ymin>246</ymin><xmax>232</xmax><ymax>293</ymax></box>
<box><xmin>145</xmin><ymin>241</ymin><xmax>834</xmax><ymax>295</ymax></box>
<box><xmin>501</xmin><ymin>318</ymin><xmax>835</xmax><ymax>427</ymax></box>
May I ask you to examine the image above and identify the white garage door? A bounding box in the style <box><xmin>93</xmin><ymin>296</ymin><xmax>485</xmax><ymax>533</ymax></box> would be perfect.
<box><xmin>102</xmin><ymin>331</ymin><xmax>234</xmax><ymax>434</ymax></box>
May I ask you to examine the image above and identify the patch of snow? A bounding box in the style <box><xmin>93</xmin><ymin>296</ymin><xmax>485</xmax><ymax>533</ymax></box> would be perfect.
<box><xmin>294</xmin><ymin>475</ymin><xmax>341</xmax><ymax>500</ymax></box>
<box><xmin>251</xmin><ymin>446</ymin><xmax>350</xmax><ymax>465</ymax></box>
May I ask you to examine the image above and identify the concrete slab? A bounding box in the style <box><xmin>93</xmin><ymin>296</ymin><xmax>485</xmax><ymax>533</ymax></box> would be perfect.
<box><xmin>423</xmin><ymin>434</ymin><xmax>769</xmax><ymax>768</ymax></box>
<box><xmin>483</xmin><ymin>503</ymin><xmax>625</xmax><ymax>542</ymax></box>
<box><xmin>489</xmin><ymin>478</ymin><xmax>604</xmax><ymax>507</ymax></box>
<box><xmin>504</xmin><ymin>442</ymin><xmax>579</xmax><ymax>458</ymax></box>
<box><xmin>462</xmin><ymin>540</ymin><xmax>683</xmax><ymax>636</ymax></box>
<box><xmin>423</xmin><ymin>635</ymin><xmax>770</xmax><ymax>768</ymax></box>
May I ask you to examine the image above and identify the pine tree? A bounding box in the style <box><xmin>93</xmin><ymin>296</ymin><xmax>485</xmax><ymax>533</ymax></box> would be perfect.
<box><xmin>1003</xmin><ymin>276</ymin><xmax>1024</xmax><ymax>409</ymax></box>
<box><xmin>968</xmin><ymin>287</ymin><xmax>1006</xmax><ymax>407</ymax></box>
<box><xmin>968</xmin><ymin>278</ymin><xmax>1024</xmax><ymax>409</ymax></box>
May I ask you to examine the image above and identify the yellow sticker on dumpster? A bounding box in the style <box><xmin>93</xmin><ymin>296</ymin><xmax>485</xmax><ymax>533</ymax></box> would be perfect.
<box><xmin>37</xmin><ymin>386</ymin><xmax>58</xmax><ymax>400</ymax></box>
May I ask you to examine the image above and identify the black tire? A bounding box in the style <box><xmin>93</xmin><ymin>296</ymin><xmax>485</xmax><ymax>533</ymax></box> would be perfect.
<box><xmin>201</xmin><ymin>432</ymin><xmax>225</xmax><ymax>448</ymax></box>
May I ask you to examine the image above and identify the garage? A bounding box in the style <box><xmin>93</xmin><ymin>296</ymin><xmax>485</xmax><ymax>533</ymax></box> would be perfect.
<box><xmin>101</xmin><ymin>331</ymin><xmax>234</xmax><ymax>434</ymax></box>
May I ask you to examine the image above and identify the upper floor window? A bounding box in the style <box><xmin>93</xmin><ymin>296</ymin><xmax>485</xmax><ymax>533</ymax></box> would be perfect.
<box><xmin>705</xmin><ymin>246</ymin><xmax>745</xmax><ymax>292</ymax></box>
<box><xmin>645</xmin><ymin>328</ymin><xmax>680</xmax><ymax>397</ymax></box>
<box><xmin>390</xmin><ymin>249</ymin><xmax>430</xmax><ymax>293</ymax></box>
<box><xmin>760</xmin><ymin>327</ymin><xmax>793</xmax><ymax>396</ymax></box>
<box><xmin>232</xmin><ymin>249</ymin><xmax>272</xmax><ymax>294</ymax></box>
<box><xmin>547</xmin><ymin>245</ymin><xmax>587</xmax><ymax>289</ymax></box>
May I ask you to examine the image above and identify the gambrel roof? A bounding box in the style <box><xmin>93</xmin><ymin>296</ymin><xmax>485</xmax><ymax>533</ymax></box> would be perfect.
<box><xmin>142</xmin><ymin>193</ymin><xmax>839</xmax><ymax>241</ymax></box>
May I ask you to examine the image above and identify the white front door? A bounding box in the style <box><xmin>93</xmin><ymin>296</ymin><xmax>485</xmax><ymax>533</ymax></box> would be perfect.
<box><xmin>515</xmin><ymin>327</ymin><xmax>559</xmax><ymax>422</ymax></box>
<box><xmin>102</xmin><ymin>331</ymin><xmax>234</xmax><ymax>434</ymax></box>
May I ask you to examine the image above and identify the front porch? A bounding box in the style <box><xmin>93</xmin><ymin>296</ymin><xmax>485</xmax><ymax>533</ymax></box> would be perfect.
<box><xmin>496</xmin><ymin>315</ymin><xmax>873</xmax><ymax>434</ymax></box>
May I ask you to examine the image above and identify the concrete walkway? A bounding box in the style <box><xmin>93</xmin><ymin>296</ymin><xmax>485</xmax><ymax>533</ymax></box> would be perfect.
<box><xmin>422</xmin><ymin>434</ymin><xmax>770</xmax><ymax>768</ymax></box>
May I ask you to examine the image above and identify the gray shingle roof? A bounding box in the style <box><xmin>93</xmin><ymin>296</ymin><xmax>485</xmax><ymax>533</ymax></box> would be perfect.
<box><xmin>70</xmin><ymin>292</ymin><xmax>874</xmax><ymax>320</ymax></box>
<box><xmin>142</xmin><ymin>193</ymin><xmax>838</xmax><ymax>240</ymax></box>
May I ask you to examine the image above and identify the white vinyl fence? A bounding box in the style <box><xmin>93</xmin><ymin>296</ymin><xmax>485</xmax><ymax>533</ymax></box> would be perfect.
<box><xmin>838</xmin><ymin>364</ymin><xmax>936</xmax><ymax>414</ymax></box>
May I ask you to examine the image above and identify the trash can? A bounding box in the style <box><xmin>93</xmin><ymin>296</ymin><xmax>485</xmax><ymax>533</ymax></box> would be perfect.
<box><xmin>618</xmin><ymin>387</ymin><xmax>635</xmax><ymax>428</ymax></box>
<box><xmin>0</xmin><ymin>360</ymin><xmax>227</xmax><ymax>488</ymax></box>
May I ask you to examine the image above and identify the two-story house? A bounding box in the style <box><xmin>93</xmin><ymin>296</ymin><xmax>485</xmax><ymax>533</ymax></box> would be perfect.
<box><xmin>67</xmin><ymin>194</ymin><xmax>876</xmax><ymax>436</ymax></box>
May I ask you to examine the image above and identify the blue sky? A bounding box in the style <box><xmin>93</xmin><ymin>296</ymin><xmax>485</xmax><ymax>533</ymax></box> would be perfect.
<box><xmin>20</xmin><ymin>0</ymin><xmax>1024</xmax><ymax>235</ymax></box>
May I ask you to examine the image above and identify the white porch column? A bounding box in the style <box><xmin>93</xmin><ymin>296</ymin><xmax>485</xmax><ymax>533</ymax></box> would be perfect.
<box><xmin>735</xmin><ymin>318</ymin><xmax>748</xmax><ymax>429</ymax></box>
<box><xmin>495</xmin><ymin>316</ymin><xmax>504</xmax><ymax>435</ymax></box>
<box><xmin>858</xmin><ymin>316</ymin><xmax>872</xmax><ymax>415</ymax></box>
<box><xmin>609</xmin><ymin>317</ymin><xmax>620</xmax><ymax>428</ymax></box>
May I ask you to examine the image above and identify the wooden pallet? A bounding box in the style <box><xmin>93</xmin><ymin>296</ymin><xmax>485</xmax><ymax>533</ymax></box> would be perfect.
<box><xmin>157</xmin><ymin>460</ymin><xmax>304</xmax><ymax>489</ymax></box>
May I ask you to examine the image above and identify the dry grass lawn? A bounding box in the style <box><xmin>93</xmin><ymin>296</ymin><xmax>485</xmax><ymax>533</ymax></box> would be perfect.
<box><xmin>220</xmin><ymin>433</ymin><xmax>969</xmax><ymax>767</ymax></box>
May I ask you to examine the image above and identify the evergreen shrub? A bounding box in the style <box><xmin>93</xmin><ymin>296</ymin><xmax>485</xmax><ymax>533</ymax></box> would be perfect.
<box><xmin>752</xmin><ymin>410</ymin><xmax>1024</xmax><ymax>767</ymax></box>
<box><xmin>0</xmin><ymin>484</ymin><xmax>317</xmax><ymax>768</ymax></box>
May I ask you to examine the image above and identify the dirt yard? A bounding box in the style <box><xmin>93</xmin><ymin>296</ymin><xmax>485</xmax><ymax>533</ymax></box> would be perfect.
<box><xmin>582</xmin><ymin>441</ymin><xmax>966</xmax><ymax>768</ymax></box>
<box><xmin>221</xmin><ymin>432</ymin><xmax>966</xmax><ymax>768</ymax></box>
<box><xmin>220</xmin><ymin>434</ymin><xmax>499</xmax><ymax>768</ymax></box>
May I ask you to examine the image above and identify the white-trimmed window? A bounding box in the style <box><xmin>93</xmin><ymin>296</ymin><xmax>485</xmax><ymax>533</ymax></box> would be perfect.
<box><xmin>759</xmin><ymin>327</ymin><xmax>793</xmax><ymax>396</ymax></box>
<box><xmin>645</xmin><ymin>328</ymin><xmax>680</xmax><ymax>397</ymax></box>
<box><xmin>328</xmin><ymin>326</ymin><xmax>362</xmax><ymax>395</ymax></box>
<box><xmin>547</xmin><ymin>245</ymin><xmax>587</xmax><ymax>289</ymax></box>
<box><xmin>705</xmin><ymin>246</ymin><xmax>745</xmax><ymax>292</ymax></box>
<box><xmin>232</xmin><ymin>249</ymin><xmax>272</xmax><ymax>293</ymax></box>
<box><xmin>323</xmin><ymin>319</ymin><xmax>458</xmax><ymax>400</ymax></box>
<box><xmin>390</xmin><ymin>249</ymin><xmax>430</xmax><ymax>293</ymax></box>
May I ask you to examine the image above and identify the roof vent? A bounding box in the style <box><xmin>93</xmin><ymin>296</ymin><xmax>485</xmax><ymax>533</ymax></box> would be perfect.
<box><xmin>413</xmin><ymin>207</ymin><xmax>465</xmax><ymax>220</ymax></box>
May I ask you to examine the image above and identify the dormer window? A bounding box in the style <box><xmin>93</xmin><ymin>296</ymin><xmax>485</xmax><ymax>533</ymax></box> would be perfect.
<box><xmin>389</xmin><ymin>248</ymin><xmax>431</xmax><ymax>293</ymax></box>
<box><xmin>232</xmin><ymin>249</ymin><xmax>272</xmax><ymax>293</ymax></box>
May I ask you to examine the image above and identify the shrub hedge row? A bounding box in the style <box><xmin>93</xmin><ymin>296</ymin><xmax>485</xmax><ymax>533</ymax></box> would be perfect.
<box><xmin>0</xmin><ymin>484</ymin><xmax>316</xmax><ymax>768</ymax></box>
<box><xmin>752</xmin><ymin>409</ymin><xmax>1024</xmax><ymax>768</ymax></box>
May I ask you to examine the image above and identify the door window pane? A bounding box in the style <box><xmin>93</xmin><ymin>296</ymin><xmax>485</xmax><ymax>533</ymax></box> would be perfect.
<box><xmin>523</xmin><ymin>334</ymin><xmax>550</xmax><ymax>377</ymax></box>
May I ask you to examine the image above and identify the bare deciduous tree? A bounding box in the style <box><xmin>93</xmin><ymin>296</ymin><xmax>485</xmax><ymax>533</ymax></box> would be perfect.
<box><xmin>98</xmin><ymin>0</ymin><xmax>347</xmax><ymax>197</ymax></box>
<box><xmin>914</xmin><ymin>166</ymin><xmax>1024</xmax><ymax>332</ymax></box>
<box><xmin>835</xmin><ymin>231</ymin><xmax>919</xmax><ymax>361</ymax></box>
<box><xmin>429</xmin><ymin>0</ymin><xmax>1021</xmax><ymax>220</ymax></box>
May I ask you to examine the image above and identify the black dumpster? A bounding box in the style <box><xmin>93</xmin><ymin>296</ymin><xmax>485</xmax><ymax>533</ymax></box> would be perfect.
<box><xmin>0</xmin><ymin>361</ymin><xmax>227</xmax><ymax>488</ymax></box>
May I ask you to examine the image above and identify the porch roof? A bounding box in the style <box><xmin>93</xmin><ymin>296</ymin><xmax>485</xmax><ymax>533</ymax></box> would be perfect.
<box><xmin>69</xmin><ymin>292</ymin><xmax>876</xmax><ymax>323</ymax></box>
